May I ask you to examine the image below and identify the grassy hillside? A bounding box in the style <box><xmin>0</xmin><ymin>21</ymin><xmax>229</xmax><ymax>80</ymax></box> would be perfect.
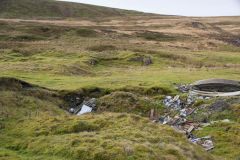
<box><xmin>0</xmin><ymin>80</ymin><xmax>216</xmax><ymax>160</ymax></box>
<box><xmin>0</xmin><ymin>0</ymin><xmax>145</xmax><ymax>19</ymax></box>
<box><xmin>0</xmin><ymin>2</ymin><xmax>240</xmax><ymax>159</ymax></box>
<box><xmin>1</xmin><ymin>113</ymin><xmax>217</xmax><ymax>160</ymax></box>
<box><xmin>0</xmin><ymin>16</ymin><xmax>239</xmax><ymax>90</ymax></box>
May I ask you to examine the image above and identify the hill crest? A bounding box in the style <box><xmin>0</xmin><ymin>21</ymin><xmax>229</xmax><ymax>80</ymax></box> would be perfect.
<box><xmin>0</xmin><ymin>0</ymin><xmax>145</xmax><ymax>19</ymax></box>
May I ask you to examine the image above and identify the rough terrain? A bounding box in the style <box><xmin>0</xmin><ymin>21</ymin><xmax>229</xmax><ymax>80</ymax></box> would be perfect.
<box><xmin>0</xmin><ymin>0</ymin><xmax>240</xmax><ymax>159</ymax></box>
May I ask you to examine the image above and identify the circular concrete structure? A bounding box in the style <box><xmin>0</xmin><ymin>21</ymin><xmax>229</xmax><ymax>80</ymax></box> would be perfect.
<box><xmin>191</xmin><ymin>79</ymin><xmax>240</xmax><ymax>97</ymax></box>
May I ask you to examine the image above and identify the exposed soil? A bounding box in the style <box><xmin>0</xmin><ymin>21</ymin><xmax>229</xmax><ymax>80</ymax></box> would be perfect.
<box><xmin>0</xmin><ymin>77</ymin><xmax>35</xmax><ymax>90</ymax></box>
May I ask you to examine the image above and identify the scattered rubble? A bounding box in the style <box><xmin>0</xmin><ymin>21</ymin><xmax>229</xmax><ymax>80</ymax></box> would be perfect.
<box><xmin>189</xmin><ymin>136</ymin><xmax>214</xmax><ymax>151</ymax></box>
<box><xmin>175</xmin><ymin>84</ymin><xmax>192</xmax><ymax>93</ymax></box>
<box><xmin>152</xmin><ymin>88</ymin><xmax>237</xmax><ymax>151</ymax></box>
<box><xmin>69</xmin><ymin>98</ymin><xmax>96</xmax><ymax>116</ymax></box>
<box><xmin>153</xmin><ymin>94</ymin><xmax>218</xmax><ymax>151</ymax></box>
<box><xmin>66</xmin><ymin>78</ymin><xmax>240</xmax><ymax>151</ymax></box>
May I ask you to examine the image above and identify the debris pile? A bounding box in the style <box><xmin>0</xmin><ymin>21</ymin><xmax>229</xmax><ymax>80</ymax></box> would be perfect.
<box><xmin>189</xmin><ymin>136</ymin><xmax>214</xmax><ymax>151</ymax></box>
<box><xmin>69</xmin><ymin>98</ymin><xmax>97</xmax><ymax>116</ymax></box>
<box><xmin>153</xmin><ymin>94</ymin><xmax>217</xmax><ymax>151</ymax></box>
<box><xmin>163</xmin><ymin>95</ymin><xmax>181</xmax><ymax>109</ymax></box>
<box><xmin>175</xmin><ymin>84</ymin><xmax>192</xmax><ymax>93</ymax></box>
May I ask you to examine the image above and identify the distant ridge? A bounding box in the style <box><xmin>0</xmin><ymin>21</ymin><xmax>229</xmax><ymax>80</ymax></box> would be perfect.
<box><xmin>0</xmin><ymin>0</ymin><xmax>146</xmax><ymax>19</ymax></box>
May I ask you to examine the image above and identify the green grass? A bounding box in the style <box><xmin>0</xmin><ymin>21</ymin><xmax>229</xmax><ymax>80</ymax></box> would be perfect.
<box><xmin>0</xmin><ymin>109</ymin><xmax>216</xmax><ymax>160</ymax></box>
<box><xmin>97</xmin><ymin>91</ymin><xmax>166</xmax><ymax>116</ymax></box>
<box><xmin>0</xmin><ymin>11</ymin><xmax>240</xmax><ymax>160</ymax></box>
<box><xmin>186</xmin><ymin>97</ymin><xmax>240</xmax><ymax>160</ymax></box>
<box><xmin>195</xmin><ymin>122</ymin><xmax>240</xmax><ymax>159</ymax></box>
<box><xmin>0</xmin><ymin>48</ymin><xmax>240</xmax><ymax>90</ymax></box>
<box><xmin>1</xmin><ymin>66</ymin><xmax>240</xmax><ymax>90</ymax></box>
<box><xmin>0</xmin><ymin>80</ymin><xmax>215</xmax><ymax>159</ymax></box>
<box><xmin>0</xmin><ymin>78</ymin><xmax>227</xmax><ymax>160</ymax></box>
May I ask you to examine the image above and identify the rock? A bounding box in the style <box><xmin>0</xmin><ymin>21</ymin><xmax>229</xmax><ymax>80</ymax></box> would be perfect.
<box><xmin>142</xmin><ymin>56</ymin><xmax>153</xmax><ymax>66</ymax></box>
<box><xmin>89</xmin><ymin>58</ymin><xmax>97</xmax><ymax>66</ymax></box>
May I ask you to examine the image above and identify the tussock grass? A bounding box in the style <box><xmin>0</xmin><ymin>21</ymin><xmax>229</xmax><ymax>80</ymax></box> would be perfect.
<box><xmin>0</xmin><ymin>80</ymin><xmax>216</xmax><ymax>159</ymax></box>
<box><xmin>0</xmin><ymin>110</ymin><xmax>216</xmax><ymax>160</ymax></box>
<box><xmin>98</xmin><ymin>91</ymin><xmax>165</xmax><ymax>116</ymax></box>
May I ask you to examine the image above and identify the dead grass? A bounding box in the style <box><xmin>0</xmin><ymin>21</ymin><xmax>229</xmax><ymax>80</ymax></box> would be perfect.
<box><xmin>0</xmin><ymin>4</ymin><xmax>239</xmax><ymax>160</ymax></box>
<box><xmin>87</xmin><ymin>45</ymin><xmax>117</xmax><ymax>52</ymax></box>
